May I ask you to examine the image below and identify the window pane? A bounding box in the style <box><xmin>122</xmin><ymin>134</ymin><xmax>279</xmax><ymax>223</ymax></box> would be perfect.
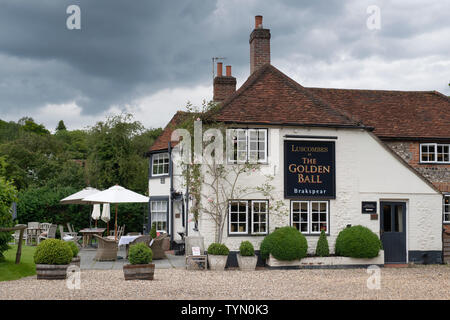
<box><xmin>383</xmin><ymin>205</ymin><xmax>392</xmax><ymax>232</ymax></box>
<box><xmin>394</xmin><ymin>205</ymin><xmax>403</xmax><ymax>232</ymax></box>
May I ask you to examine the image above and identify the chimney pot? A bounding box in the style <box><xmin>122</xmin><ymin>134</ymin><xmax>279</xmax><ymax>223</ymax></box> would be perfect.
<box><xmin>226</xmin><ymin>65</ymin><xmax>232</xmax><ymax>76</ymax></box>
<box><xmin>217</xmin><ymin>62</ymin><xmax>223</xmax><ymax>77</ymax></box>
<box><xmin>255</xmin><ymin>15</ymin><xmax>263</xmax><ymax>29</ymax></box>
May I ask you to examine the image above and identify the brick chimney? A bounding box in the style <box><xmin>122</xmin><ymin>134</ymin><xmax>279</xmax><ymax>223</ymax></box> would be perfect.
<box><xmin>213</xmin><ymin>62</ymin><xmax>236</xmax><ymax>103</ymax></box>
<box><xmin>250</xmin><ymin>15</ymin><xmax>271</xmax><ymax>74</ymax></box>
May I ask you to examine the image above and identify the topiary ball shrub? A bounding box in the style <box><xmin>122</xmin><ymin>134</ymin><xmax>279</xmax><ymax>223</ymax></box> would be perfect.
<box><xmin>315</xmin><ymin>230</ymin><xmax>330</xmax><ymax>257</ymax></box>
<box><xmin>66</xmin><ymin>241</ymin><xmax>79</xmax><ymax>258</ymax></box>
<box><xmin>128</xmin><ymin>243</ymin><xmax>153</xmax><ymax>265</ymax></box>
<box><xmin>34</xmin><ymin>239</ymin><xmax>73</xmax><ymax>265</ymax></box>
<box><xmin>239</xmin><ymin>241</ymin><xmax>255</xmax><ymax>257</ymax></box>
<box><xmin>335</xmin><ymin>225</ymin><xmax>382</xmax><ymax>258</ymax></box>
<box><xmin>207</xmin><ymin>243</ymin><xmax>230</xmax><ymax>256</ymax></box>
<box><xmin>260</xmin><ymin>226</ymin><xmax>308</xmax><ymax>261</ymax></box>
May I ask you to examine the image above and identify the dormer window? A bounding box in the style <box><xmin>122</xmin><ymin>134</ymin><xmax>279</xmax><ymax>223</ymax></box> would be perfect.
<box><xmin>152</xmin><ymin>153</ymin><xmax>169</xmax><ymax>176</ymax></box>
<box><xmin>227</xmin><ymin>128</ymin><xmax>268</xmax><ymax>163</ymax></box>
<box><xmin>420</xmin><ymin>143</ymin><xmax>450</xmax><ymax>163</ymax></box>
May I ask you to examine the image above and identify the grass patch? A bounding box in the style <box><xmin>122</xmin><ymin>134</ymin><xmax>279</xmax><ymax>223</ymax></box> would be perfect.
<box><xmin>0</xmin><ymin>244</ymin><xmax>37</xmax><ymax>281</ymax></box>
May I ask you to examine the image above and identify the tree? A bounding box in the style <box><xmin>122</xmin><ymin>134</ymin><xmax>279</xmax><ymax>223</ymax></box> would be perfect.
<box><xmin>56</xmin><ymin>120</ymin><xmax>67</xmax><ymax>132</ymax></box>
<box><xmin>19</xmin><ymin>118</ymin><xmax>50</xmax><ymax>135</ymax></box>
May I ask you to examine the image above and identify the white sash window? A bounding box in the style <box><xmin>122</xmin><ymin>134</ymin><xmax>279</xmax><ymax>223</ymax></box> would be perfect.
<box><xmin>227</xmin><ymin>128</ymin><xmax>268</xmax><ymax>163</ymax></box>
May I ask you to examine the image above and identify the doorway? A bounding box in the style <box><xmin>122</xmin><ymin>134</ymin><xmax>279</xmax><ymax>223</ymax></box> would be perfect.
<box><xmin>380</xmin><ymin>202</ymin><xmax>407</xmax><ymax>264</ymax></box>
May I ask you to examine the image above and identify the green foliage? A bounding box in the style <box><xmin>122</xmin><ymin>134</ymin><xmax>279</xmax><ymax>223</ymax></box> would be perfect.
<box><xmin>0</xmin><ymin>232</ymin><xmax>12</xmax><ymax>262</ymax></box>
<box><xmin>33</xmin><ymin>239</ymin><xmax>73</xmax><ymax>265</ymax></box>
<box><xmin>335</xmin><ymin>225</ymin><xmax>381</xmax><ymax>258</ymax></box>
<box><xmin>20</xmin><ymin>118</ymin><xmax>50</xmax><ymax>136</ymax></box>
<box><xmin>150</xmin><ymin>222</ymin><xmax>157</xmax><ymax>239</ymax></box>
<box><xmin>128</xmin><ymin>243</ymin><xmax>153</xmax><ymax>265</ymax></box>
<box><xmin>315</xmin><ymin>230</ymin><xmax>330</xmax><ymax>257</ymax></box>
<box><xmin>260</xmin><ymin>226</ymin><xmax>308</xmax><ymax>261</ymax></box>
<box><xmin>66</xmin><ymin>241</ymin><xmax>79</xmax><ymax>258</ymax></box>
<box><xmin>0</xmin><ymin>177</ymin><xmax>17</xmax><ymax>227</ymax></box>
<box><xmin>56</xmin><ymin>120</ymin><xmax>67</xmax><ymax>132</ymax></box>
<box><xmin>239</xmin><ymin>241</ymin><xmax>255</xmax><ymax>257</ymax></box>
<box><xmin>207</xmin><ymin>243</ymin><xmax>230</xmax><ymax>256</ymax></box>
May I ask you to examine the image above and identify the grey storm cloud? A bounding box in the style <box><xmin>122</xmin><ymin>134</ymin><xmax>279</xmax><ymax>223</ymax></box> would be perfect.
<box><xmin>0</xmin><ymin>0</ymin><xmax>449</xmax><ymax>121</ymax></box>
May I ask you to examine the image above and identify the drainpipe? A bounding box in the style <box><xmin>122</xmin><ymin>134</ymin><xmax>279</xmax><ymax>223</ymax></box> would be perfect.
<box><xmin>185</xmin><ymin>163</ymin><xmax>190</xmax><ymax>237</ymax></box>
<box><xmin>169</xmin><ymin>142</ymin><xmax>174</xmax><ymax>244</ymax></box>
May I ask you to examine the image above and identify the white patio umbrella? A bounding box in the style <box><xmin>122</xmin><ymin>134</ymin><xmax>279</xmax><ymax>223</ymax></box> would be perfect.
<box><xmin>101</xmin><ymin>203</ymin><xmax>111</xmax><ymax>233</ymax></box>
<box><xmin>82</xmin><ymin>185</ymin><xmax>149</xmax><ymax>240</ymax></box>
<box><xmin>60</xmin><ymin>187</ymin><xmax>102</xmax><ymax>228</ymax></box>
<box><xmin>91</xmin><ymin>204</ymin><xmax>101</xmax><ymax>227</ymax></box>
<box><xmin>60</xmin><ymin>187</ymin><xmax>101</xmax><ymax>204</ymax></box>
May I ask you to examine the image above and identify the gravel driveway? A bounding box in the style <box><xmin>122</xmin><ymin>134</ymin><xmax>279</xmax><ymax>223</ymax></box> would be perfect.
<box><xmin>1</xmin><ymin>265</ymin><xmax>449</xmax><ymax>300</ymax></box>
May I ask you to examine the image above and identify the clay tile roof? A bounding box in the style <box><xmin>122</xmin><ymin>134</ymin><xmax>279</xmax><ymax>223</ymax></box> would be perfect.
<box><xmin>213</xmin><ymin>64</ymin><xmax>363</xmax><ymax>128</ymax></box>
<box><xmin>307</xmin><ymin>88</ymin><xmax>450</xmax><ymax>139</ymax></box>
<box><xmin>149</xmin><ymin>111</ymin><xmax>192</xmax><ymax>152</ymax></box>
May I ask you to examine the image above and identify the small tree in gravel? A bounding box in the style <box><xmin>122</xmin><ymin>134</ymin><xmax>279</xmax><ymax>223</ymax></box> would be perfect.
<box><xmin>315</xmin><ymin>230</ymin><xmax>330</xmax><ymax>257</ymax></box>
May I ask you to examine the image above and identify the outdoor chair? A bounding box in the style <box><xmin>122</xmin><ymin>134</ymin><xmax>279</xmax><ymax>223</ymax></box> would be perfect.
<box><xmin>185</xmin><ymin>236</ymin><xmax>207</xmax><ymax>270</ymax></box>
<box><xmin>38</xmin><ymin>224</ymin><xmax>57</xmax><ymax>244</ymax></box>
<box><xmin>92</xmin><ymin>234</ymin><xmax>118</xmax><ymax>261</ymax></box>
<box><xmin>150</xmin><ymin>233</ymin><xmax>170</xmax><ymax>260</ymax></box>
<box><xmin>125</xmin><ymin>235</ymin><xmax>151</xmax><ymax>258</ymax></box>
<box><xmin>107</xmin><ymin>225</ymin><xmax>125</xmax><ymax>241</ymax></box>
<box><xmin>12</xmin><ymin>224</ymin><xmax>27</xmax><ymax>245</ymax></box>
<box><xmin>39</xmin><ymin>223</ymin><xmax>52</xmax><ymax>233</ymax></box>
<box><xmin>66</xmin><ymin>223</ymin><xmax>82</xmax><ymax>243</ymax></box>
<box><xmin>27</xmin><ymin>222</ymin><xmax>40</xmax><ymax>245</ymax></box>
<box><xmin>58</xmin><ymin>225</ymin><xmax>79</xmax><ymax>243</ymax></box>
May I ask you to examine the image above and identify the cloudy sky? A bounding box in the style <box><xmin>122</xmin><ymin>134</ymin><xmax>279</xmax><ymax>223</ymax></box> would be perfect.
<box><xmin>0</xmin><ymin>0</ymin><xmax>449</xmax><ymax>131</ymax></box>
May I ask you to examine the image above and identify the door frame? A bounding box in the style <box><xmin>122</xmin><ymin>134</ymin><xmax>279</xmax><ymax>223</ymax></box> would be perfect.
<box><xmin>379</xmin><ymin>200</ymin><xmax>408</xmax><ymax>264</ymax></box>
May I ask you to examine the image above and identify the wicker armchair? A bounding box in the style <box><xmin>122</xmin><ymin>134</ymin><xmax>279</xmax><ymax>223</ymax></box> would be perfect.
<box><xmin>151</xmin><ymin>233</ymin><xmax>170</xmax><ymax>260</ymax></box>
<box><xmin>125</xmin><ymin>235</ymin><xmax>151</xmax><ymax>258</ymax></box>
<box><xmin>92</xmin><ymin>234</ymin><xmax>118</xmax><ymax>261</ymax></box>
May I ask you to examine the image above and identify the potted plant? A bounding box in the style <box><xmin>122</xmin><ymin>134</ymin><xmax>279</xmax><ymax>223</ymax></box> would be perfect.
<box><xmin>123</xmin><ymin>243</ymin><xmax>154</xmax><ymax>280</ymax></box>
<box><xmin>207</xmin><ymin>243</ymin><xmax>229</xmax><ymax>271</ymax></box>
<box><xmin>237</xmin><ymin>241</ymin><xmax>257</xmax><ymax>271</ymax></box>
<box><xmin>67</xmin><ymin>241</ymin><xmax>80</xmax><ymax>267</ymax></box>
<box><xmin>315</xmin><ymin>230</ymin><xmax>330</xmax><ymax>257</ymax></box>
<box><xmin>34</xmin><ymin>239</ymin><xmax>73</xmax><ymax>280</ymax></box>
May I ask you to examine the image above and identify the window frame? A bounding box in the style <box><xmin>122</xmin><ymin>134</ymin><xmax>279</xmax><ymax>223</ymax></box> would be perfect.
<box><xmin>420</xmin><ymin>143</ymin><xmax>450</xmax><ymax>164</ymax></box>
<box><xmin>444</xmin><ymin>195</ymin><xmax>450</xmax><ymax>224</ymax></box>
<box><xmin>228</xmin><ymin>199</ymin><xmax>269</xmax><ymax>236</ymax></box>
<box><xmin>250</xmin><ymin>200</ymin><xmax>269</xmax><ymax>235</ymax></box>
<box><xmin>227</xmin><ymin>128</ymin><xmax>268</xmax><ymax>164</ymax></box>
<box><xmin>151</xmin><ymin>152</ymin><xmax>170</xmax><ymax>177</ymax></box>
<box><xmin>290</xmin><ymin>200</ymin><xmax>330</xmax><ymax>235</ymax></box>
<box><xmin>150</xmin><ymin>199</ymin><xmax>169</xmax><ymax>233</ymax></box>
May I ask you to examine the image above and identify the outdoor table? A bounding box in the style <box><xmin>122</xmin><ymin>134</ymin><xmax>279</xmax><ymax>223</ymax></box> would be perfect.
<box><xmin>79</xmin><ymin>228</ymin><xmax>106</xmax><ymax>248</ymax></box>
<box><xmin>27</xmin><ymin>227</ymin><xmax>42</xmax><ymax>246</ymax></box>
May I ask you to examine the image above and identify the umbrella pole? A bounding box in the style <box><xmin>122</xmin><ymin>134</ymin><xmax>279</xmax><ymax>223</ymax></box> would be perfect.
<box><xmin>95</xmin><ymin>219</ymin><xmax>97</xmax><ymax>228</ymax></box>
<box><xmin>107</xmin><ymin>222</ymin><xmax>109</xmax><ymax>234</ymax></box>
<box><xmin>115</xmin><ymin>204</ymin><xmax>118</xmax><ymax>241</ymax></box>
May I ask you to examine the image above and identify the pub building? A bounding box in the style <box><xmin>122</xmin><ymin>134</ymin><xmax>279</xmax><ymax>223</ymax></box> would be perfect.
<box><xmin>147</xmin><ymin>16</ymin><xmax>450</xmax><ymax>265</ymax></box>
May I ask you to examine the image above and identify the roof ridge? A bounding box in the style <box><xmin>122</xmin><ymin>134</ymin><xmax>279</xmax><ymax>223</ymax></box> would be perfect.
<box><xmin>307</xmin><ymin>86</ymin><xmax>438</xmax><ymax>94</ymax></box>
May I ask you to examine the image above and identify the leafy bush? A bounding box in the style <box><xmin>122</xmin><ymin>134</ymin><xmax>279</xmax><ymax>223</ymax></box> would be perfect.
<box><xmin>260</xmin><ymin>226</ymin><xmax>308</xmax><ymax>261</ymax></box>
<box><xmin>0</xmin><ymin>177</ymin><xmax>17</xmax><ymax>261</ymax></box>
<box><xmin>128</xmin><ymin>243</ymin><xmax>153</xmax><ymax>265</ymax></box>
<box><xmin>335</xmin><ymin>225</ymin><xmax>381</xmax><ymax>258</ymax></box>
<box><xmin>239</xmin><ymin>241</ymin><xmax>255</xmax><ymax>256</ymax></box>
<box><xmin>66</xmin><ymin>241</ymin><xmax>79</xmax><ymax>258</ymax></box>
<box><xmin>34</xmin><ymin>239</ymin><xmax>73</xmax><ymax>265</ymax></box>
<box><xmin>150</xmin><ymin>222</ymin><xmax>157</xmax><ymax>239</ymax></box>
<box><xmin>207</xmin><ymin>243</ymin><xmax>230</xmax><ymax>256</ymax></box>
<box><xmin>315</xmin><ymin>230</ymin><xmax>330</xmax><ymax>257</ymax></box>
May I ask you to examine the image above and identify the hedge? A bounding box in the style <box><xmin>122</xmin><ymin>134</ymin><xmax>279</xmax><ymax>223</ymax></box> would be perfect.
<box><xmin>260</xmin><ymin>226</ymin><xmax>308</xmax><ymax>261</ymax></box>
<box><xmin>335</xmin><ymin>225</ymin><xmax>382</xmax><ymax>258</ymax></box>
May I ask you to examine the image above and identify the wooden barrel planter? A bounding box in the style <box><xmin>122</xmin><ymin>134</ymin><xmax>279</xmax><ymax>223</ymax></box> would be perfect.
<box><xmin>36</xmin><ymin>264</ymin><xmax>69</xmax><ymax>280</ymax></box>
<box><xmin>123</xmin><ymin>264</ymin><xmax>155</xmax><ymax>280</ymax></box>
<box><xmin>70</xmin><ymin>256</ymin><xmax>81</xmax><ymax>267</ymax></box>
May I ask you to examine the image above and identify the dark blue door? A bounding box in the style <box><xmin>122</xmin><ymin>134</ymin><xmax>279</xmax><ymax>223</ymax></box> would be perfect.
<box><xmin>380</xmin><ymin>202</ymin><xmax>407</xmax><ymax>264</ymax></box>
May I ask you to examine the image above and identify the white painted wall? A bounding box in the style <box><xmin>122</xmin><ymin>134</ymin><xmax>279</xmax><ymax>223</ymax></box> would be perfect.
<box><xmin>193</xmin><ymin>126</ymin><xmax>442</xmax><ymax>256</ymax></box>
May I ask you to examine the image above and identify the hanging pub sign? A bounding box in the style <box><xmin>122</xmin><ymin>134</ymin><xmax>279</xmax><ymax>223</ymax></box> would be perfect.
<box><xmin>284</xmin><ymin>140</ymin><xmax>335</xmax><ymax>199</ymax></box>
